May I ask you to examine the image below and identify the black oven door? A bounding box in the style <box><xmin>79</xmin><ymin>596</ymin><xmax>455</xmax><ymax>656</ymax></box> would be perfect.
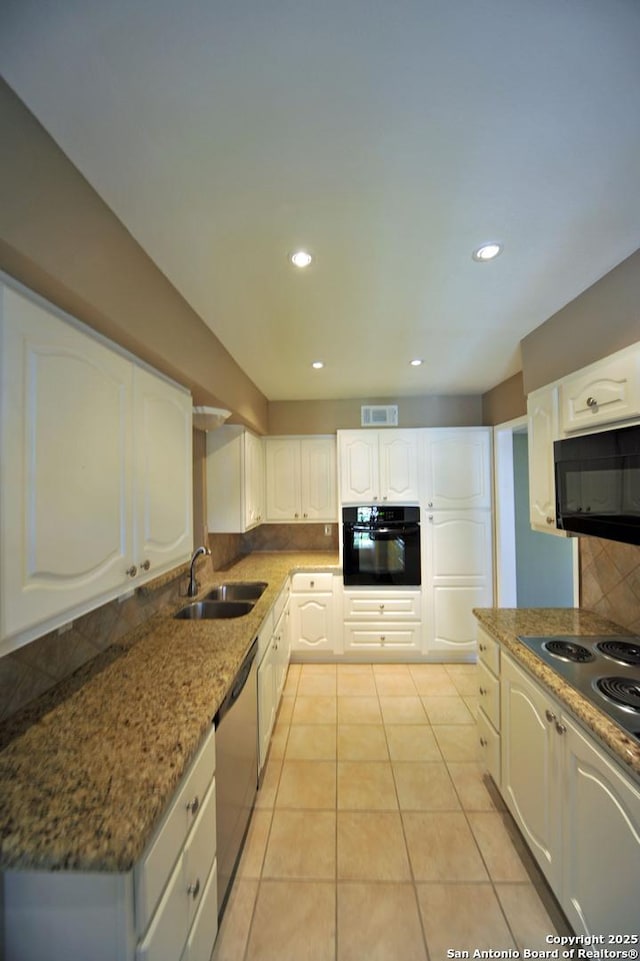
<box><xmin>343</xmin><ymin>520</ymin><xmax>421</xmax><ymax>586</ymax></box>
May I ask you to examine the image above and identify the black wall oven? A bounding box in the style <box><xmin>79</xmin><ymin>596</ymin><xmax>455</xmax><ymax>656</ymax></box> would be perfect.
<box><xmin>342</xmin><ymin>505</ymin><xmax>421</xmax><ymax>586</ymax></box>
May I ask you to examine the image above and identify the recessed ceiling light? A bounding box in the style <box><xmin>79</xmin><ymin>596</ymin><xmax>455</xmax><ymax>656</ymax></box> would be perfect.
<box><xmin>311</xmin><ymin>360</ymin><xmax>324</xmax><ymax>369</ymax></box>
<box><xmin>289</xmin><ymin>249</ymin><xmax>313</xmax><ymax>268</ymax></box>
<box><xmin>472</xmin><ymin>242</ymin><xmax>503</xmax><ymax>262</ymax></box>
<box><xmin>410</xmin><ymin>359</ymin><xmax>423</xmax><ymax>367</ymax></box>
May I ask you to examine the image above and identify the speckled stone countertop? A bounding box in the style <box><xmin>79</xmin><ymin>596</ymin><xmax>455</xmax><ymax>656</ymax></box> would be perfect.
<box><xmin>473</xmin><ymin>607</ymin><xmax>640</xmax><ymax>781</ymax></box>
<box><xmin>0</xmin><ymin>552</ymin><xmax>339</xmax><ymax>873</ymax></box>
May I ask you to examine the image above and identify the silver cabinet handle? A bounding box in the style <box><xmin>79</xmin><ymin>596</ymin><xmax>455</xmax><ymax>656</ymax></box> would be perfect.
<box><xmin>545</xmin><ymin>709</ymin><xmax>557</xmax><ymax>723</ymax></box>
<box><xmin>186</xmin><ymin>796</ymin><xmax>200</xmax><ymax>816</ymax></box>
<box><xmin>187</xmin><ymin>879</ymin><xmax>200</xmax><ymax>899</ymax></box>
<box><xmin>140</xmin><ymin>560</ymin><xmax>151</xmax><ymax>571</ymax></box>
<box><xmin>379</xmin><ymin>603</ymin><xmax>385</xmax><ymax>610</ymax></box>
<box><xmin>586</xmin><ymin>396</ymin><xmax>597</xmax><ymax>408</ymax></box>
<box><xmin>546</xmin><ymin>516</ymin><xmax>554</xmax><ymax>525</ymax></box>
<box><xmin>555</xmin><ymin>722</ymin><xmax>566</xmax><ymax>735</ymax></box>
<box><xmin>126</xmin><ymin>565</ymin><xmax>137</xmax><ymax>578</ymax></box>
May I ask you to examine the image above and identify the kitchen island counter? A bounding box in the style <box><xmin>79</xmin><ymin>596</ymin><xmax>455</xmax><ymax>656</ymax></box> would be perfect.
<box><xmin>0</xmin><ymin>552</ymin><xmax>339</xmax><ymax>873</ymax></box>
<box><xmin>473</xmin><ymin>607</ymin><xmax>640</xmax><ymax>780</ymax></box>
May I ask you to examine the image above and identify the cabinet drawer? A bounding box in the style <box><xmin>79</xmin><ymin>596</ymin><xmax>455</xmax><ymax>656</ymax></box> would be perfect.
<box><xmin>478</xmin><ymin>661</ymin><xmax>500</xmax><ymax>730</ymax></box>
<box><xmin>291</xmin><ymin>571</ymin><xmax>333</xmax><ymax>593</ymax></box>
<box><xmin>477</xmin><ymin>627</ymin><xmax>500</xmax><ymax>676</ymax></box>
<box><xmin>135</xmin><ymin>727</ymin><xmax>216</xmax><ymax>934</ymax></box>
<box><xmin>179</xmin><ymin>858</ymin><xmax>218</xmax><ymax>961</ymax></box>
<box><xmin>343</xmin><ymin>592</ymin><xmax>421</xmax><ymax>621</ymax></box>
<box><xmin>560</xmin><ymin>349</ymin><xmax>640</xmax><ymax>432</ymax></box>
<box><xmin>344</xmin><ymin>622</ymin><xmax>420</xmax><ymax>651</ymax></box>
<box><xmin>478</xmin><ymin>708</ymin><xmax>501</xmax><ymax>786</ymax></box>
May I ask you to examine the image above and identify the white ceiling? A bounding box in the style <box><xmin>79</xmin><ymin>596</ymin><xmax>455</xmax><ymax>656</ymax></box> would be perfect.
<box><xmin>1</xmin><ymin>0</ymin><xmax>639</xmax><ymax>401</ymax></box>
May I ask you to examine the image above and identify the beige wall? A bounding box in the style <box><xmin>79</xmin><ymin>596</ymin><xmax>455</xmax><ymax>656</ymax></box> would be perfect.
<box><xmin>0</xmin><ymin>80</ymin><xmax>269</xmax><ymax>434</ymax></box>
<box><xmin>481</xmin><ymin>371</ymin><xmax>527</xmax><ymax>426</ymax></box>
<box><xmin>268</xmin><ymin>394</ymin><xmax>483</xmax><ymax>434</ymax></box>
<box><xmin>521</xmin><ymin>248</ymin><xmax>640</xmax><ymax>394</ymax></box>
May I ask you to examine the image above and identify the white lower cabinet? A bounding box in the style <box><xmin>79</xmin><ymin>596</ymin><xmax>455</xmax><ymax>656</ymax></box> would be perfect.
<box><xmin>4</xmin><ymin>726</ymin><xmax>217</xmax><ymax>961</ymax></box>
<box><xmin>289</xmin><ymin>572</ymin><xmax>340</xmax><ymax>657</ymax></box>
<box><xmin>257</xmin><ymin>583</ymin><xmax>291</xmax><ymax>774</ymax></box>
<box><xmin>476</xmin><ymin>627</ymin><xmax>501</xmax><ymax>786</ymax></box>
<box><xmin>501</xmin><ymin>652</ymin><xmax>640</xmax><ymax>934</ymax></box>
<box><xmin>343</xmin><ymin>590</ymin><xmax>421</xmax><ymax>656</ymax></box>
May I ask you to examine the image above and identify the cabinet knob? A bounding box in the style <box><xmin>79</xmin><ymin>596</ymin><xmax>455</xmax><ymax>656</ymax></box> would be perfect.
<box><xmin>294</xmin><ymin>512</ymin><xmax>299</xmax><ymax>518</ymax></box>
<box><xmin>545</xmin><ymin>709</ymin><xmax>557</xmax><ymax>724</ymax></box>
<box><xmin>186</xmin><ymin>796</ymin><xmax>200</xmax><ymax>816</ymax></box>
<box><xmin>379</xmin><ymin>603</ymin><xmax>385</xmax><ymax>610</ymax></box>
<box><xmin>187</xmin><ymin>878</ymin><xmax>201</xmax><ymax>900</ymax></box>
<box><xmin>479</xmin><ymin>687</ymin><xmax>487</xmax><ymax>696</ymax></box>
<box><xmin>310</xmin><ymin>580</ymin><xmax>315</xmax><ymax>588</ymax></box>
<box><xmin>140</xmin><ymin>559</ymin><xmax>151</xmax><ymax>571</ymax></box>
<box><xmin>428</xmin><ymin>514</ymin><xmax>433</xmax><ymax>521</ymax></box>
<box><xmin>546</xmin><ymin>516</ymin><xmax>554</xmax><ymax>525</ymax></box>
<box><xmin>380</xmin><ymin>635</ymin><xmax>386</xmax><ymax>642</ymax></box>
<box><xmin>303</xmin><ymin>512</ymin><xmax>308</xmax><ymax>518</ymax></box>
<box><xmin>479</xmin><ymin>736</ymin><xmax>487</xmax><ymax>747</ymax></box>
<box><xmin>428</xmin><ymin>502</ymin><xmax>433</xmax><ymax>508</ymax></box>
<box><xmin>479</xmin><ymin>643</ymin><xmax>486</xmax><ymax>652</ymax></box>
<box><xmin>586</xmin><ymin>396</ymin><xmax>597</xmax><ymax>408</ymax></box>
<box><xmin>555</xmin><ymin>721</ymin><xmax>566</xmax><ymax>735</ymax></box>
<box><xmin>382</xmin><ymin>495</ymin><xmax>387</xmax><ymax>501</ymax></box>
<box><xmin>126</xmin><ymin>565</ymin><xmax>137</xmax><ymax>578</ymax></box>
<box><xmin>373</xmin><ymin>496</ymin><xmax>378</xmax><ymax>501</ymax></box>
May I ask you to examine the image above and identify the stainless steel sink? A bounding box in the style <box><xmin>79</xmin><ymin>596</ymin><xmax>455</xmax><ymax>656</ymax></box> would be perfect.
<box><xmin>174</xmin><ymin>600</ymin><xmax>255</xmax><ymax>620</ymax></box>
<box><xmin>203</xmin><ymin>581</ymin><xmax>268</xmax><ymax>602</ymax></box>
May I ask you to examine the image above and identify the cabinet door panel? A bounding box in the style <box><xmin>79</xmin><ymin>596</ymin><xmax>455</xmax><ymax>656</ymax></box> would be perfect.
<box><xmin>561</xmin><ymin>350</ymin><xmax>640</xmax><ymax>432</ymax></box>
<box><xmin>300</xmin><ymin>438</ymin><xmax>337</xmax><ymax>519</ymax></box>
<box><xmin>527</xmin><ymin>387</ymin><xmax>561</xmax><ymax>533</ymax></box>
<box><xmin>290</xmin><ymin>595</ymin><xmax>333</xmax><ymax>651</ymax></box>
<box><xmin>426</xmin><ymin>512</ymin><xmax>492</xmax><ymax>581</ymax></box>
<box><xmin>134</xmin><ymin>367</ymin><xmax>192</xmax><ymax>574</ymax></box>
<box><xmin>338</xmin><ymin>433</ymin><xmax>378</xmax><ymax>502</ymax></box>
<box><xmin>265</xmin><ymin>438</ymin><xmax>300</xmax><ymax>520</ymax></box>
<box><xmin>428</xmin><ymin>585</ymin><xmax>489</xmax><ymax>654</ymax></box>
<box><xmin>423</xmin><ymin>430</ymin><xmax>491</xmax><ymax>508</ymax></box>
<box><xmin>1</xmin><ymin>285</ymin><xmax>133</xmax><ymax>643</ymax></box>
<box><xmin>379</xmin><ymin>430</ymin><xmax>419</xmax><ymax>502</ymax></box>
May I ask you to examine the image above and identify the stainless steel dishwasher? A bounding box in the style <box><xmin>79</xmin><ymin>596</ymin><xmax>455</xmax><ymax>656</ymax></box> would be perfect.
<box><xmin>214</xmin><ymin>637</ymin><xmax>258</xmax><ymax>918</ymax></box>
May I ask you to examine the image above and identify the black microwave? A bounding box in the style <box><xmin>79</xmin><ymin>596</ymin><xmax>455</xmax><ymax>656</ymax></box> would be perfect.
<box><xmin>554</xmin><ymin>423</ymin><xmax>640</xmax><ymax>545</ymax></box>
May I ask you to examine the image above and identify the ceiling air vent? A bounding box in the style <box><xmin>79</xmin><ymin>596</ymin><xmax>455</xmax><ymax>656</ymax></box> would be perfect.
<box><xmin>361</xmin><ymin>405</ymin><xmax>399</xmax><ymax>427</ymax></box>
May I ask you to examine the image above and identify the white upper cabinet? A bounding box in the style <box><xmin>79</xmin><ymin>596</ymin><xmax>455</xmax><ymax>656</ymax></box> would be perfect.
<box><xmin>560</xmin><ymin>345</ymin><xmax>640</xmax><ymax>433</ymax></box>
<box><xmin>420</xmin><ymin>428</ymin><xmax>492</xmax><ymax>509</ymax></box>
<box><xmin>527</xmin><ymin>384</ymin><xmax>564</xmax><ymax>535</ymax></box>
<box><xmin>264</xmin><ymin>436</ymin><xmax>336</xmax><ymax>522</ymax></box>
<box><xmin>338</xmin><ymin>429</ymin><xmax>419</xmax><ymax>503</ymax></box>
<box><xmin>0</xmin><ymin>281</ymin><xmax>193</xmax><ymax>653</ymax></box>
<box><xmin>206</xmin><ymin>425</ymin><xmax>265</xmax><ymax>532</ymax></box>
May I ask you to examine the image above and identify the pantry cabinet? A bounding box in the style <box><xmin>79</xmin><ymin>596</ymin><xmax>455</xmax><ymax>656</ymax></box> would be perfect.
<box><xmin>206</xmin><ymin>425</ymin><xmax>265</xmax><ymax>532</ymax></box>
<box><xmin>4</xmin><ymin>726</ymin><xmax>218</xmax><ymax>961</ymax></box>
<box><xmin>0</xmin><ymin>282</ymin><xmax>193</xmax><ymax>654</ymax></box>
<box><xmin>265</xmin><ymin>436</ymin><xmax>336</xmax><ymax>522</ymax></box>
<box><xmin>420</xmin><ymin>428</ymin><xmax>492</xmax><ymax>509</ymax></box>
<box><xmin>501</xmin><ymin>652</ymin><xmax>640</xmax><ymax>935</ymax></box>
<box><xmin>338</xmin><ymin>429</ymin><xmax>419</xmax><ymax>504</ymax></box>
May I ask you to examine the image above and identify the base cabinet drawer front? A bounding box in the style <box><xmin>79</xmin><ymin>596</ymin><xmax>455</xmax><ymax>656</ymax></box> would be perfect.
<box><xmin>179</xmin><ymin>859</ymin><xmax>218</xmax><ymax>961</ymax></box>
<box><xmin>344</xmin><ymin>623</ymin><xmax>420</xmax><ymax>652</ymax></box>
<box><xmin>560</xmin><ymin>347</ymin><xmax>640</xmax><ymax>433</ymax></box>
<box><xmin>477</xmin><ymin>708</ymin><xmax>501</xmax><ymax>787</ymax></box>
<box><xmin>477</xmin><ymin>627</ymin><xmax>500</xmax><ymax>676</ymax></box>
<box><xmin>478</xmin><ymin>661</ymin><xmax>500</xmax><ymax>730</ymax></box>
<box><xmin>135</xmin><ymin>727</ymin><xmax>216</xmax><ymax>934</ymax></box>
<box><xmin>291</xmin><ymin>571</ymin><xmax>333</xmax><ymax>593</ymax></box>
<box><xmin>343</xmin><ymin>592</ymin><xmax>421</xmax><ymax>621</ymax></box>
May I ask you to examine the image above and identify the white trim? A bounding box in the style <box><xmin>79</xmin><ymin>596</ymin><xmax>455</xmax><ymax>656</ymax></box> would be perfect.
<box><xmin>493</xmin><ymin>416</ymin><xmax>527</xmax><ymax>606</ymax></box>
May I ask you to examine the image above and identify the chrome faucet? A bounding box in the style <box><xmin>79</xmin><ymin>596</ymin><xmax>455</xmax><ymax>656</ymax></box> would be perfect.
<box><xmin>187</xmin><ymin>545</ymin><xmax>211</xmax><ymax>597</ymax></box>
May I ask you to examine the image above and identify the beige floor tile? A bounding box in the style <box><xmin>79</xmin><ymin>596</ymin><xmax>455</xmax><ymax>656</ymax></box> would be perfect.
<box><xmin>301</xmin><ymin>662</ymin><xmax>337</xmax><ymax>675</ymax></box>
<box><xmin>337</xmin><ymin>695</ymin><xmax>382</xmax><ymax>724</ymax></box>
<box><xmin>256</xmin><ymin>758</ymin><xmax>282</xmax><ymax>809</ymax></box>
<box><xmin>337</xmin><ymin>672</ymin><xmax>378</xmax><ymax>696</ymax></box>
<box><xmin>380</xmin><ymin>695</ymin><xmax>427</xmax><ymax>724</ymax></box>
<box><xmin>496</xmin><ymin>882</ymin><xmax>562</xmax><ymax>948</ymax></box>
<box><xmin>374</xmin><ymin>672</ymin><xmax>418</xmax><ymax>696</ymax></box>
<box><xmin>445</xmin><ymin>663</ymin><xmax>478</xmax><ymax>676</ymax></box>
<box><xmin>447</xmin><ymin>761</ymin><xmax>504</xmax><ymax>811</ymax></box>
<box><xmin>337</xmin><ymin>724</ymin><xmax>389</xmax><ymax>760</ymax></box>
<box><xmin>337</xmin><ymin>882</ymin><xmax>427</xmax><ymax>961</ymax></box>
<box><xmin>286</xmin><ymin>724</ymin><xmax>337</xmax><ymax>760</ymax></box>
<box><xmin>337</xmin><ymin>761</ymin><xmax>398</xmax><ymax>810</ymax></box>
<box><xmin>237</xmin><ymin>808</ymin><xmax>273</xmax><ymax>878</ymax></box>
<box><xmin>417</xmin><ymin>882</ymin><xmax>515</xmax><ymax>956</ymax></box>
<box><xmin>277</xmin><ymin>696</ymin><xmax>295</xmax><ymax>725</ymax></box>
<box><xmin>337</xmin><ymin>811</ymin><xmax>411</xmax><ymax>880</ymax></box>
<box><xmin>372</xmin><ymin>662</ymin><xmax>412</xmax><ymax>674</ymax></box>
<box><xmin>392</xmin><ymin>761</ymin><xmax>460</xmax><ymax>811</ymax></box>
<box><xmin>263</xmin><ymin>809</ymin><xmax>336</xmax><ymax>879</ymax></box>
<box><xmin>410</xmin><ymin>672</ymin><xmax>459</xmax><ymax>696</ymax></box>
<box><xmin>283</xmin><ymin>664</ymin><xmax>301</xmax><ymax>695</ymax></box>
<box><xmin>277</xmin><ymin>760</ymin><xmax>337</xmax><ymax>809</ymax></box>
<box><xmin>467</xmin><ymin>812</ymin><xmax>531</xmax><ymax>882</ymax></box>
<box><xmin>421</xmin><ymin>695</ymin><xmax>475</xmax><ymax>725</ymax></box>
<box><xmin>292</xmin><ymin>695</ymin><xmax>337</xmax><ymax>724</ymax></box>
<box><xmin>337</xmin><ymin>663</ymin><xmax>374</xmax><ymax>675</ymax></box>
<box><xmin>269</xmin><ymin>721</ymin><xmax>289</xmax><ymax>760</ymax></box>
<box><xmin>446</xmin><ymin>666</ymin><xmax>480</xmax><ymax>696</ymax></box>
<box><xmin>298</xmin><ymin>673</ymin><xmax>338</xmax><ymax>696</ymax></box>
<box><xmin>403</xmin><ymin>811</ymin><xmax>488</xmax><ymax>881</ymax></box>
<box><xmin>246</xmin><ymin>880</ymin><xmax>335</xmax><ymax>961</ymax></box>
<box><xmin>386</xmin><ymin>724</ymin><xmax>443</xmax><ymax>761</ymax></box>
<box><xmin>408</xmin><ymin>663</ymin><xmax>450</xmax><ymax>679</ymax></box>
<box><xmin>432</xmin><ymin>724</ymin><xmax>480</xmax><ymax>761</ymax></box>
<box><xmin>212</xmin><ymin>878</ymin><xmax>258</xmax><ymax>961</ymax></box>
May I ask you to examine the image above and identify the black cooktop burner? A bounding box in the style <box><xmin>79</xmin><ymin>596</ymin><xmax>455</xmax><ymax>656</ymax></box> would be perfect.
<box><xmin>543</xmin><ymin>640</ymin><xmax>595</xmax><ymax>663</ymax></box>
<box><xmin>595</xmin><ymin>677</ymin><xmax>640</xmax><ymax>713</ymax></box>
<box><xmin>596</xmin><ymin>639</ymin><xmax>640</xmax><ymax>667</ymax></box>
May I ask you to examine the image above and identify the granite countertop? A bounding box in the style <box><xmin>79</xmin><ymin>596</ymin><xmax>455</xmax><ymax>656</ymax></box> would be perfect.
<box><xmin>0</xmin><ymin>552</ymin><xmax>339</xmax><ymax>873</ymax></box>
<box><xmin>473</xmin><ymin>607</ymin><xmax>640</xmax><ymax>780</ymax></box>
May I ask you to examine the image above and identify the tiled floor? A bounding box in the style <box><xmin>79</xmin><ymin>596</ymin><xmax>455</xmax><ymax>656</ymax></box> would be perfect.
<box><xmin>213</xmin><ymin>662</ymin><xmax>570</xmax><ymax>961</ymax></box>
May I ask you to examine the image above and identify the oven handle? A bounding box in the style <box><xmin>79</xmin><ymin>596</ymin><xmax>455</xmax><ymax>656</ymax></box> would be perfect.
<box><xmin>349</xmin><ymin>524</ymin><xmax>420</xmax><ymax>534</ymax></box>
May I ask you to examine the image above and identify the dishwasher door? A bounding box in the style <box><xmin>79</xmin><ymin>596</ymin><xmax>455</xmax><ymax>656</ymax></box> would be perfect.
<box><xmin>214</xmin><ymin>638</ymin><xmax>258</xmax><ymax>918</ymax></box>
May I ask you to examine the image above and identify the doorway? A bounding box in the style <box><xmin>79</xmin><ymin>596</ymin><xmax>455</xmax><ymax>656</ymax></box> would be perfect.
<box><xmin>494</xmin><ymin>416</ymin><xmax>577</xmax><ymax>608</ymax></box>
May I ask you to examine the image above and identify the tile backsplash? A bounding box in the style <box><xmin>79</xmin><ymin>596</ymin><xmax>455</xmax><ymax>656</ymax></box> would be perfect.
<box><xmin>580</xmin><ymin>536</ymin><xmax>640</xmax><ymax>635</ymax></box>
